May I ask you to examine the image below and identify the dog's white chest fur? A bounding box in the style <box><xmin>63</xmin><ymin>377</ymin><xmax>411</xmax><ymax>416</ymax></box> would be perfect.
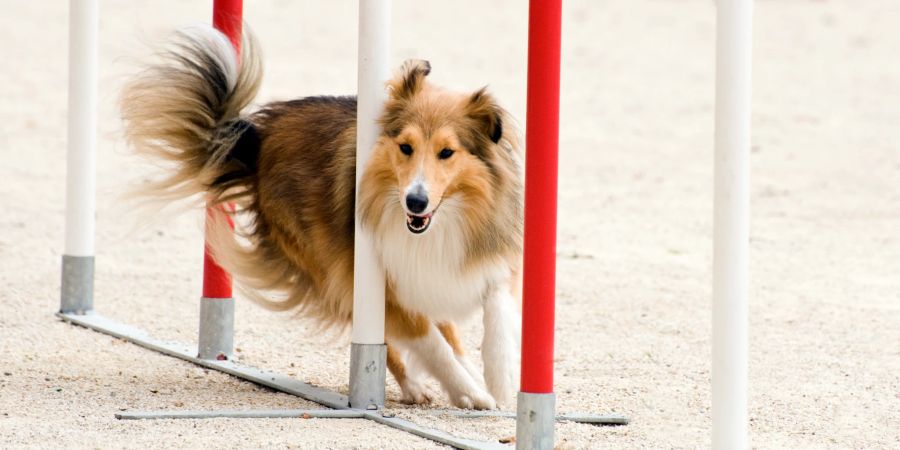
<box><xmin>375</xmin><ymin>201</ymin><xmax>507</xmax><ymax>321</ymax></box>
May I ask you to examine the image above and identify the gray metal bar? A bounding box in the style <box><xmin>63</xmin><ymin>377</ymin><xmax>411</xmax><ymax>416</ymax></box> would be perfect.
<box><xmin>516</xmin><ymin>392</ymin><xmax>556</xmax><ymax>450</ymax></box>
<box><xmin>348</xmin><ymin>343</ymin><xmax>386</xmax><ymax>409</ymax></box>
<box><xmin>114</xmin><ymin>407</ymin><xmax>505</xmax><ymax>450</ymax></box>
<box><xmin>365</xmin><ymin>411</ymin><xmax>509</xmax><ymax>450</ymax></box>
<box><xmin>115</xmin><ymin>407</ymin><xmax>627</xmax><ymax>425</ymax></box>
<box><xmin>116</xmin><ymin>409</ymin><xmax>365</xmax><ymax>420</ymax></box>
<box><xmin>433</xmin><ymin>409</ymin><xmax>628</xmax><ymax>425</ymax></box>
<box><xmin>60</xmin><ymin>255</ymin><xmax>94</xmax><ymax>314</ymax></box>
<box><xmin>56</xmin><ymin>312</ymin><xmax>347</xmax><ymax>409</ymax></box>
<box><xmin>197</xmin><ymin>297</ymin><xmax>234</xmax><ymax>360</ymax></box>
<box><xmin>57</xmin><ymin>313</ymin><xmax>623</xmax><ymax>449</ymax></box>
<box><xmin>556</xmin><ymin>412</ymin><xmax>629</xmax><ymax>426</ymax></box>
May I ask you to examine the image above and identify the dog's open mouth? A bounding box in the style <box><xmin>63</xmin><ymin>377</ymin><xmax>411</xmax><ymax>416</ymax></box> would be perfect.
<box><xmin>406</xmin><ymin>213</ymin><xmax>432</xmax><ymax>234</ymax></box>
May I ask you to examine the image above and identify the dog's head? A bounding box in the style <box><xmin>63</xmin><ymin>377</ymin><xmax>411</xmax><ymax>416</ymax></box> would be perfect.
<box><xmin>364</xmin><ymin>60</ymin><xmax>512</xmax><ymax>235</ymax></box>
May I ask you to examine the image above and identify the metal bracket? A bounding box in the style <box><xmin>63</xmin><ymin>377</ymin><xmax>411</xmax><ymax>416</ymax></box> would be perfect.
<box><xmin>60</xmin><ymin>255</ymin><xmax>94</xmax><ymax>314</ymax></box>
<box><xmin>516</xmin><ymin>392</ymin><xmax>556</xmax><ymax>450</ymax></box>
<box><xmin>348</xmin><ymin>343</ymin><xmax>387</xmax><ymax>409</ymax></box>
<box><xmin>197</xmin><ymin>297</ymin><xmax>234</xmax><ymax>360</ymax></box>
<box><xmin>57</xmin><ymin>312</ymin><xmax>627</xmax><ymax>449</ymax></box>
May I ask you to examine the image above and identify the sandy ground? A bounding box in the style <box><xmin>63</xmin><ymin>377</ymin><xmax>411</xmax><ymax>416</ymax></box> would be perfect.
<box><xmin>2</xmin><ymin>0</ymin><xmax>899</xmax><ymax>448</ymax></box>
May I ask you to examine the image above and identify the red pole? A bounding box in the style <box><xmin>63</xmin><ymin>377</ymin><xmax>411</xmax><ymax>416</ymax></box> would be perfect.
<box><xmin>520</xmin><ymin>0</ymin><xmax>562</xmax><ymax>394</ymax></box>
<box><xmin>203</xmin><ymin>0</ymin><xmax>242</xmax><ymax>299</ymax></box>
<box><xmin>202</xmin><ymin>207</ymin><xmax>234</xmax><ymax>299</ymax></box>
<box><xmin>213</xmin><ymin>0</ymin><xmax>243</xmax><ymax>53</ymax></box>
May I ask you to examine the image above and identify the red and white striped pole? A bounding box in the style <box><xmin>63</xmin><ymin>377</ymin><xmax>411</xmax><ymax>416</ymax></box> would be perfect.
<box><xmin>516</xmin><ymin>0</ymin><xmax>562</xmax><ymax>448</ymax></box>
<box><xmin>197</xmin><ymin>0</ymin><xmax>242</xmax><ymax>361</ymax></box>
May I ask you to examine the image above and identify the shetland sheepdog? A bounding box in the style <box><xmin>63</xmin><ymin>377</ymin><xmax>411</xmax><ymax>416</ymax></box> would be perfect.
<box><xmin>121</xmin><ymin>27</ymin><xmax>523</xmax><ymax>409</ymax></box>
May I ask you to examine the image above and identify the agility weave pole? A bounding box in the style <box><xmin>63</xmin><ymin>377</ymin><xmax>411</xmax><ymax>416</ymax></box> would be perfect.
<box><xmin>515</xmin><ymin>0</ymin><xmax>563</xmax><ymax>448</ymax></box>
<box><xmin>60</xmin><ymin>0</ymin><xmax>97</xmax><ymax>315</ymax></box>
<box><xmin>196</xmin><ymin>0</ymin><xmax>242</xmax><ymax>362</ymax></box>
<box><xmin>712</xmin><ymin>0</ymin><xmax>752</xmax><ymax>448</ymax></box>
<box><xmin>57</xmin><ymin>0</ymin><xmax>632</xmax><ymax>448</ymax></box>
<box><xmin>349</xmin><ymin>0</ymin><xmax>390</xmax><ymax>411</ymax></box>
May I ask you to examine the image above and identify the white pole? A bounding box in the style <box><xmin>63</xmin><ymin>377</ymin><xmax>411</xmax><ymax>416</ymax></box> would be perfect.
<box><xmin>349</xmin><ymin>0</ymin><xmax>390</xmax><ymax>409</ymax></box>
<box><xmin>65</xmin><ymin>0</ymin><xmax>98</xmax><ymax>258</ymax></box>
<box><xmin>61</xmin><ymin>0</ymin><xmax>99</xmax><ymax>314</ymax></box>
<box><xmin>713</xmin><ymin>0</ymin><xmax>752</xmax><ymax>448</ymax></box>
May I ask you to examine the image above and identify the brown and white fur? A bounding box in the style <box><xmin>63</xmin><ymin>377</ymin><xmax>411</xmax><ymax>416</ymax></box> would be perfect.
<box><xmin>121</xmin><ymin>26</ymin><xmax>523</xmax><ymax>409</ymax></box>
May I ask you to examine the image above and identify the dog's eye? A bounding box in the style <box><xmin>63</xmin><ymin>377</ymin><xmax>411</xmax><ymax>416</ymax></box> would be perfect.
<box><xmin>399</xmin><ymin>144</ymin><xmax>413</xmax><ymax>156</ymax></box>
<box><xmin>438</xmin><ymin>148</ymin><xmax>454</xmax><ymax>160</ymax></box>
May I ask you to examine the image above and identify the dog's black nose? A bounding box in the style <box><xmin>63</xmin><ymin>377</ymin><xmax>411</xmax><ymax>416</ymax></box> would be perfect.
<box><xmin>406</xmin><ymin>193</ymin><xmax>428</xmax><ymax>214</ymax></box>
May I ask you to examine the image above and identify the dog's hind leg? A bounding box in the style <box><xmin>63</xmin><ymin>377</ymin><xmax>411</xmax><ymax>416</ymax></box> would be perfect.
<box><xmin>481</xmin><ymin>283</ymin><xmax>520</xmax><ymax>408</ymax></box>
<box><xmin>437</xmin><ymin>322</ymin><xmax>487</xmax><ymax>388</ymax></box>
<box><xmin>387</xmin><ymin>342</ymin><xmax>433</xmax><ymax>405</ymax></box>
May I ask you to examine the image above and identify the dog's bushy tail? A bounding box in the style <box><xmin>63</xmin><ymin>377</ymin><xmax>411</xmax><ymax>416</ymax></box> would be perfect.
<box><xmin>121</xmin><ymin>27</ymin><xmax>327</xmax><ymax>319</ymax></box>
<box><xmin>121</xmin><ymin>26</ymin><xmax>262</xmax><ymax>206</ymax></box>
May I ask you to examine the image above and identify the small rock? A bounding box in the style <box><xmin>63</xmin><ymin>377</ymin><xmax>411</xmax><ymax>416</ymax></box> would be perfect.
<box><xmin>499</xmin><ymin>436</ymin><xmax>516</xmax><ymax>444</ymax></box>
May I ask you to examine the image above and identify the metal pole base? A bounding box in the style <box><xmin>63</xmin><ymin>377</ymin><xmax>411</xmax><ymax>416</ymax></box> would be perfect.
<box><xmin>60</xmin><ymin>255</ymin><xmax>94</xmax><ymax>314</ymax></box>
<box><xmin>348</xmin><ymin>343</ymin><xmax>386</xmax><ymax>409</ymax></box>
<box><xmin>516</xmin><ymin>392</ymin><xmax>556</xmax><ymax>450</ymax></box>
<box><xmin>197</xmin><ymin>297</ymin><xmax>234</xmax><ymax>360</ymax></box>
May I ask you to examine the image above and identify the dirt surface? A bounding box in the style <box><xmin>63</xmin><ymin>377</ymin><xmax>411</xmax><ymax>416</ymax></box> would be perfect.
<box><xmin>1</xmin><ymin>0</ymin><xmax>898</xmax><ymax>448</ymax></box>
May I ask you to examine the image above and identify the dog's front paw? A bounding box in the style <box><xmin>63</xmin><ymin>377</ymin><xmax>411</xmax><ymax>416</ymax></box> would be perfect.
<box><xmin>450</xmin><ymin>387</ymin><xmax>496</xmax><ymax>410</ymax></box>
<box><xmin>485</xmin><ymin>370</ymin><xmax>517</xmax><ymax>408</ymax></box>
<box><xmin>484</xmin><ymin>354</ymin><xmax>519</xmax><ymax>406</ymax></box>
<box><xmin>399</xmin><ymin>377</ymin><xmax>434</xmax><ymax>405</ymax></box>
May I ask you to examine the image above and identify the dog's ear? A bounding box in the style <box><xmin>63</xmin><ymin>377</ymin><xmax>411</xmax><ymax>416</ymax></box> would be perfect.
<box><xmin>387</xmin><ymin>59</ymin><xmax>431</xmax><ymax>100</ymax></box>
<box><xmin>466</xmin><ymin>87</ymin><xmax>503</xmax><ymax>144</ymax></box>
